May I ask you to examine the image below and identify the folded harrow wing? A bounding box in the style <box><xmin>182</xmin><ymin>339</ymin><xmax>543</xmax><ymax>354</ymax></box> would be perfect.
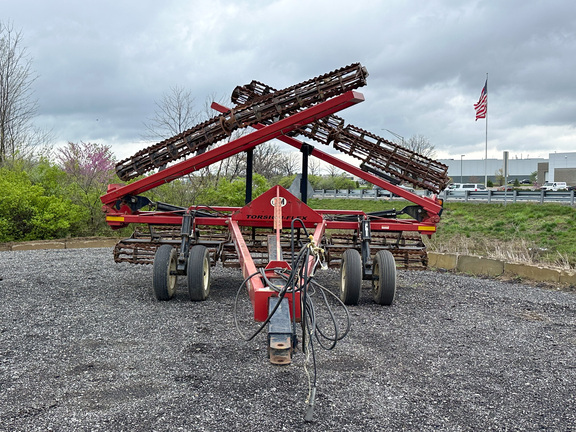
<box><xmin>231</xmin><ymin>80</ymin><xmax>450</xmax><ymax>194</ymax></box>
<box><xmin>101</xmin><ymin>64</ymin><xmax>447</xmax><ymax>372</ymax></box>
<box><xmin>114</xmin><ymin>63</ymin><xmax>369</xmax><ymax>181</ymax></box>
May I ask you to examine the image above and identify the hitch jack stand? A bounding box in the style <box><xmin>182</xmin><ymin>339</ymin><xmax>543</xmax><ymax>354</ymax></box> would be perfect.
<box><xmin>268</xmin><ymin>297</ymin><xmax>294</xmax><ymax>365</ymax></box>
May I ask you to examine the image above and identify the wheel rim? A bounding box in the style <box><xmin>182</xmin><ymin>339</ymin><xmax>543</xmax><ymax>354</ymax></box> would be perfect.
<box><xmin>168</xmin><ymin>251</ymin><xmax>177</xmax><ymax>294</ymax></box>
<box><xmin>341</xmin><ymin>265</ymin><xmax>347</xmax><ymax>295</ymax></box>
<box><xmin>372</xmin><ymin>260</ymin><xmax>380</xmax><ymax>295</ymax></box>
<box><xmin>202</xmin><ymin>256</ymin><xmax>209</xmax><ymax>294</ymax></box>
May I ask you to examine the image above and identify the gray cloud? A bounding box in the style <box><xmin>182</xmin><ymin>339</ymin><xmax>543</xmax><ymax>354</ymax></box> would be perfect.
<box><xmin>4</xmin><ymin>0</ymin><xmax>576</xmax><ymax>161</ymax></box>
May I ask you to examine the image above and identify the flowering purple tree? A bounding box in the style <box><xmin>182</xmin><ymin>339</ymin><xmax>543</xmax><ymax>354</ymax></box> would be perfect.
<box><xmin>56</xmin><ymin>141</ymin><xmax>116</xmax><ymax>234</ymax></box>
<box><xmin>57</xmin><ymin>141</ymin><xmax>116</xmax><ymax>189</ymax></box>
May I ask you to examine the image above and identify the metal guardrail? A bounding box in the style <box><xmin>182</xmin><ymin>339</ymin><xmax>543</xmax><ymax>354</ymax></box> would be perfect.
<box><xmin>312</xmin><ymin>189</ymin><xmax>576</xmax><ymax>205</ymax></box>
<box><xmin>441</xmin><ymin>189</ymin><xmax>575</xmax><ymax>205</ymax></box>
<box><xmin>312</xmin><ymin>189</ymin><xmax>400</xmax><ymax>199</ymax></box>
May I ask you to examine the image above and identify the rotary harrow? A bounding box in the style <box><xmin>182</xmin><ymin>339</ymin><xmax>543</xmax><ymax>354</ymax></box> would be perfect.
<box><xmin>101</xmin><ymin>64</ymin><xmax>447</xmax><ymax>416</ymax></box>
<box><xmin>101</xmin><ymin>63</ymin><xmax>448</xmax><ymax>419</ymax></box>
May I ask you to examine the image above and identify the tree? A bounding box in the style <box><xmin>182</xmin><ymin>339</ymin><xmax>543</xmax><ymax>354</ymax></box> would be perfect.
<box><xmin>57</xmin><ymin>142</ymin><xmax>116</xmax><ymax>234</ymax></box>
<box><xmin>308</xmin><ymin>158</ymin><xmax>322</xmax><ymax>176</ymax></box>
<box><xmin>198</xmin><ymin>173</ymin><xmax>270</xmax><ymax>206</ymax></box>
<box><xmin>252</xmin><ymin>142</ymin><xmax>285</xmax><ymax>179</ymax></box>
<box><xmin>142</xmin><ymin>85</ymin><xmax>201</xmax><ymax>141</ymax></box>
<box><xmin>404</xmin><ymin>134</ymin><xmax>436</xmax><ymax>158</ymax></box>
<box><xmin>315</xmin><ymin>174</ymin><xmax>356</xmax><ymax>190</ymax></box>
<box><xmin>326</xmin><ymin>164</ymin><xmax>342</xmax><ymax>177</ymax></box>
<box><xmin>0</xmin><ymin>21</ymin><xmax>39</xmax><ymax>164</ymax></box>
<box><xmin>495</xmin><ymin>168</ymin><xmax>505</xmax><ymax>186</ymax></box>
<box><xmin>276</xmin><ymin>152</ymin><xmax>300</xmax><ymax>177</ymax></box>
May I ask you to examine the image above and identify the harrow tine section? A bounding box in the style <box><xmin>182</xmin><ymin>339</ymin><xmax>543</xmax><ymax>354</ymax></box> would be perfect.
<box><xmin>232</xmin><ymin>81</ymin><xmax>450</xmax><ymax>193</ymax></box>
<box><xmin>115</xmin><ymin>63</ymin><xmax>368</xmax><ymax>181</ymax></box>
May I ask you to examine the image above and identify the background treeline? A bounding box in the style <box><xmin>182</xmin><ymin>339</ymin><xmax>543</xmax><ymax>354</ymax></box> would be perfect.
<box><xmin>0</xmin><ymin>141</ymin><xmax>357</xmax><ymax>242</ymax></box>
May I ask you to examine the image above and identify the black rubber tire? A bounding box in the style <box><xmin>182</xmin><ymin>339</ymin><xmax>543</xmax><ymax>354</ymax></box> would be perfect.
<box><xmin>153</xmin><ymin>245</ymin><xmax>177</xmax><ymax>301</ymax></box>
<box><xmin>372</xmin><ymin>250</ymin><xmax>396</xmax><ymax>305</ymax></box>
<box><xmin>187</xmin><ymin>245</ymin><xmax>210</xmax><ymax>301</ymax></box>
<box><xmin>340</xmin><ymin>249</ymin><xmax>362</xmax><ymax>305</ymax></box>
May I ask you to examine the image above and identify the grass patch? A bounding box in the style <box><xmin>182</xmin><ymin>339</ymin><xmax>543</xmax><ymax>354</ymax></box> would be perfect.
<box><xmin>308</xmin><ymin>199</ymin><xmax>576</xmax><ymax>269</ymax></box>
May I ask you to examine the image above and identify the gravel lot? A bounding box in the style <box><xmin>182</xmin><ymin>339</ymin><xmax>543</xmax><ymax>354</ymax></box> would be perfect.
<box><xmin>1</xmin><ymin>247</ymin><xmax>575</xmax><ymax>431</ymax></box>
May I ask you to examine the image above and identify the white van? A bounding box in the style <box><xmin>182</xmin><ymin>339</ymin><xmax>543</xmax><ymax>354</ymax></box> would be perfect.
<box><xmin>541</xmin><ymin>182</ymin><xmax>567</xmax><ymax>191</ymax></box>
<box><xmin>448</xmin><ymin>183</ymin><xmax>486</xmax><ymax>195</ymax></box>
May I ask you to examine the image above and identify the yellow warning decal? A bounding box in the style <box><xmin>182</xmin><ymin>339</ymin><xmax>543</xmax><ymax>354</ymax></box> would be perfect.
<box><xmin>106</xmin><ymin>216</ymin><xmax>125</xmax><ymax>222</ymax></box>
<box><xmin>418</xmin><ymin>226</ymin><xmax>436</xmax><ymax>232</ymax></box>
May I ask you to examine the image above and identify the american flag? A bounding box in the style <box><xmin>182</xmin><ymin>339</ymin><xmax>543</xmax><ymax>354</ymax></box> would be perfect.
<box><xmin>474</xmin><ymin>80</ymin><xmax>487</xmax><ymax>121</ymax></box>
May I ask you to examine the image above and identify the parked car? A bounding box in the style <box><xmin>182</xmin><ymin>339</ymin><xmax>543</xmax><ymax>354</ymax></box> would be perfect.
<box><xmin>498</xmin><ymin>185</ymin><xmax>514</xmax><ymax>191</ymax></box>
<box><xmin>448</xmin><ymin>183</ymin><xmax>486</xmax><ymax>195</ymax></box>
<box><xmin>373</xmin><ymin>184</ymin><xmax>416</xmax><ymax>197</ymax></box>
<box><xmin>541</xmin><ymin>181</ymin><xmax>568</xmax><ymax>191</ymax></box>
<box><xmin>520</xmin><ymin>179</ymin><xmax>532</xmax><ymax>184</ymax></box>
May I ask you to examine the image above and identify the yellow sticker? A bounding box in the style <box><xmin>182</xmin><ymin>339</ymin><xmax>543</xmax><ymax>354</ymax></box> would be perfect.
<box><xmin>106</xmin><ymin>216</ymin><xmax>125</xmax><ymax>222</ymax></box>
<box><xmin>418</xmin><ymin>226</ymin><xmax>436</xmax><ymax>231</ymax></box>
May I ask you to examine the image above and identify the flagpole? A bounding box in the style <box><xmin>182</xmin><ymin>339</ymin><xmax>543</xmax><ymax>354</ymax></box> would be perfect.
<box><xmin>484</xmin><ymin>72</ymin><xmax>488</xmax><ymax>187</ymax></box>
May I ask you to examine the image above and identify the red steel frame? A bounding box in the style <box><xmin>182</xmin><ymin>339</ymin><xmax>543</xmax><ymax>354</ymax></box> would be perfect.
<box><xmin>101</xmin><ymin>91</ymin><xmax>364</xmax><ymax>209</ymax></box>
<box><xmin>227</xmin><ymin>186</ymin><xmax>328</xmax><ymax>321</ymax></box>
<box><xmin>210</xmin><ymin>102</ymin><xmax>443</xmax><ymax>224</ymax></box>
<box><xmin>101</xmin><ymin>90</ymin><xmax>443</xmax><ymax>322</ymax></box>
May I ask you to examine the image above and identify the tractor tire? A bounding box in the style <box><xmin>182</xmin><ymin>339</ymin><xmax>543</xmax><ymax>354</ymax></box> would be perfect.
<box><xmin>187</xmin><ymin>245</ymin><xmax>210</xmax><ymax>301</ymax></box>
<box><xmin>372</xmin><ymin>250</ymin><xmax>396</xmax><ymax>305</ymax></box>
<box><xmin>153</xmin><ymin>245</ymin><xmax>177</xmax><ymax>301</ymax></box>
<box><xmin>340</xmin><ymin>249</ymin><xmax>362</xmax><ymax>305</ymax></box>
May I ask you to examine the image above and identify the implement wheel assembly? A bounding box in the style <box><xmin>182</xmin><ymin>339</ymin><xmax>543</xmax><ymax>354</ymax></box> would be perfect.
<box><xmin>187</xmin><ymin>245</ymin><xmax>211</xmax><ymax>301</ymax></box>
<box><xmin>372</xmin><ymin>250</ymin><xmax>396</xmax><ymax>305</ymax></box>
<box><xmin>340</xmin><ymin>249</ymin><xmax>362</xmax><ymax>305</ymax></box>
<box><xmin>153</xmin><ymin>245</ymin><xmax>178</xmax><ymax>300</ymax></box>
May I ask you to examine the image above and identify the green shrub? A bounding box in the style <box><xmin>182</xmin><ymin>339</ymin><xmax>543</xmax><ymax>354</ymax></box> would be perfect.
<box><xmin>0</xmin><ymin>168</ymin><xmax>85</xmax><ymax>241</ymax></box>
<box><xmin>198</xmin><ymin>174</ymin><xmax>270</xmax><ymax>206</ymax></box>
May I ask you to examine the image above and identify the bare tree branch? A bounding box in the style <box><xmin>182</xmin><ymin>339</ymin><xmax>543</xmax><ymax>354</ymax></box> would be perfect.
<box><xmin>142</xmin><ymin>85</ymin><xmax>201</xmax><ymax>141</ymax></box>
<box><xmin>0</xmin><ymin>21</ymin><xmax>39</xmax><ymax>164</ymax></box>
<box><xmin>404</xmin><ymin>134</ymin><xmax>436</xmax><ymax>158</ymax></box>
<box><xmin>308</xmin><ymin>158</ymin><xmax>322</xmax><ymax>176</ymax></box>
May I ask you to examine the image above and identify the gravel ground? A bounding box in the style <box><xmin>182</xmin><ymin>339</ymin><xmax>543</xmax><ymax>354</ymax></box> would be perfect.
<box><xmin>1</xmin><ymin>247</ymin><xmax>575</xmax><ymax>432</ymax></box>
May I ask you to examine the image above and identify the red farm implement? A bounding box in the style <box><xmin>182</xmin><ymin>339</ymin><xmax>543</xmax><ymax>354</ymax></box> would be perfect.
<box><xmin>101</xmin><ymin>63</ymin><xmax>448</xmax><ymax>416</ymax></box>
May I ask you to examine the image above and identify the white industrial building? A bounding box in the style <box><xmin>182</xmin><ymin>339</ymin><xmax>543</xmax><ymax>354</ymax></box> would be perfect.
<box><xmin>548</xmin><ymin>152</ymin><xmax>576</xmax><ymax>183</ymax></box>
<box><xmin>439</xmin><ymin>151</ymin><xmax>576</xmax><ymax>185</ymax></box>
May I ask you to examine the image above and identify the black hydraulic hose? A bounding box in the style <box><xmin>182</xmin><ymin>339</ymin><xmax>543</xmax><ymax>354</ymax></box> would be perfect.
<box><xmin>260</xmin><ymin>267</ymin><xmax>290</xmax><ymax>293</ymax></box>
<box><xmin>233</xmin><ymin>243</ymin><xmax>311</xmax><ymax>342</ymax></box>
<box><xmin>300</xmin><ymin>246</ymin><xmax>311</xmax><ymax>353</ymax></box>
<box><xmin>312</xmin><ymin>288</ymin><xmax>340</xmax><ymax>350</ymax></box>
<box><xmin>303</xmin><ymin>296</ymin><xmax>318</xmax><ymax>422</ymax></box>
<box><xmin>290</xmin><ymin>218</ymin><xmax>309</xmax><ymax>267</ymax></box>
<box><xmin>231</xmin><ymin>218</ymin><xmax>351</xmax><ymax>423</ymax></box>
<box><xmin>290</xmin><ymin>218</ymin><xmax>309</xmax><ymax>348</ymax></box>
<box><xmin>233</xmin><ymin>270</ymin><xmax>290</xmax><ymax>342</ymax></box>
<box><xmin>310</xmin><ymin>279</ymin><xmax>351</xmax><ymax>343</ymax></box>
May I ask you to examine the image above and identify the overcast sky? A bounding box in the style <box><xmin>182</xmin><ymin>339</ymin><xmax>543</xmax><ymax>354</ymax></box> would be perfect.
<box><xmin>4</xmin><ymin>0</ymin><xmax>576</xmax><ymax>166</ymax></box>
